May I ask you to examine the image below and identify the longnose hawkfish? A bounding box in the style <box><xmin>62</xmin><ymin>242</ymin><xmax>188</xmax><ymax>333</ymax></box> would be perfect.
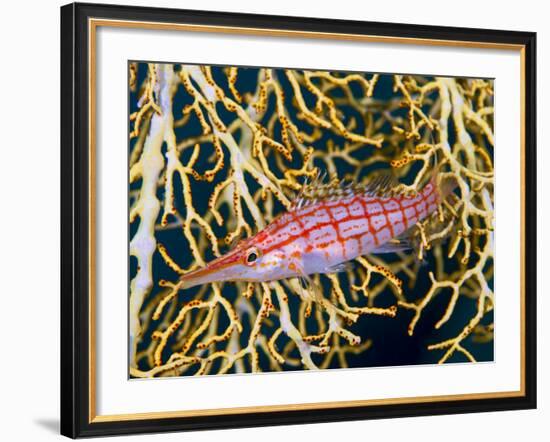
<box><xmin>180</xmin><ymin>170</ymin><xmax>456</xmax><ymax>292</ymax></box>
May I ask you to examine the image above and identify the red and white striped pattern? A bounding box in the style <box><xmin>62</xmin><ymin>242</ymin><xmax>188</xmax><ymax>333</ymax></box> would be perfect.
<box><xmin>254</xmin><ymin>180</ymin><xmax>440</xmax><ymax>275</ymax></box>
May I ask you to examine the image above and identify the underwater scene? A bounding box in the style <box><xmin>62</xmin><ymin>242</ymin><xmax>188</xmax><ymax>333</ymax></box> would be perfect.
<box><xmin>129</xmin><ymin>62</ymin><xmax>494</xmax><ymax>378</ymax></box>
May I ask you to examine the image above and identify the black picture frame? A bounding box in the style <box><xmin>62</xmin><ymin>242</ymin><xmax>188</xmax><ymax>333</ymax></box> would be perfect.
<box><xmin>61</xmin><ymin>2</ymin><xmax>537</xmax><ymax>438</ymax></box>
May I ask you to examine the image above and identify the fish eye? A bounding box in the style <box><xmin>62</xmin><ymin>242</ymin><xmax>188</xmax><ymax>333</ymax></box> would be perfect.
<box><xmin>245</xmin><ymin>248</ymin><xmax>260</xmax><ymax>265</ymax></box>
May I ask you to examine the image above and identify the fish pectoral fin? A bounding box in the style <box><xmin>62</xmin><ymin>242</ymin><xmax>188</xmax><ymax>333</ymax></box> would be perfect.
<box><xmin>292</xmin><ymin>261</ymin><xmax>324</xmax><ymax>302</ymax></box>
<box><xmin>321</xmin><ymin>262</ymin><xmax>354</xmax><ymax>274</ymax></box>
<box><xmin>369</xmin><ymin>238</ymin><xmax>412</xmax><ymax>254</ymax></box>
<box><xmin>289</xmin><ymin>276</ymin><xmax>306</xmax><ymax>301</ymax></box>
<box><xmin>297</xmin><ymin>276</ymin><xmax>318</xmax><ymax>302</ymax></box>
<box><xmin>305</xmin><ymin>276</ymin><xmax>325</xmax><ymax>303</ymax></box>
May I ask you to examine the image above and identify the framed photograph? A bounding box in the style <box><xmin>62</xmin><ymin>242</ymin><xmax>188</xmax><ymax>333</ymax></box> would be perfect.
<box><xmin>60</xmin><ymin>2</ymin><xmax>537</xmax><ymax>438</ymax></box>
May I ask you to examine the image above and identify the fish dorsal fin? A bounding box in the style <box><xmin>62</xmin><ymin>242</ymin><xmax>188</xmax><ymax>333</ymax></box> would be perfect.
<box><xmin>291</xmin><ymin>170</ymin><xmax>401</xmax><ymax>210</ymax></box>
<box><xmin>363</xmin><ymin>171</ymin><xmax>401</xmax><ymax>198</ymax></box>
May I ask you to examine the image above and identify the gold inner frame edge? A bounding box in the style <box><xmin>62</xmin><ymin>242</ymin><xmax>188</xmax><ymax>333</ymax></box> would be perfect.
<box><xmin>88</xmin><ymin>17</ymin><xmax>527</xmax><ymax>423</ymax></box>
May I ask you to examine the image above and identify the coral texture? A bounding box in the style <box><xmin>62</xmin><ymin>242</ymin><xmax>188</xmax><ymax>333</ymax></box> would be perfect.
<box><xmin>128</xmin><ymin>63</ymin><xmax>494</xmax><ymax>377</ymax></box>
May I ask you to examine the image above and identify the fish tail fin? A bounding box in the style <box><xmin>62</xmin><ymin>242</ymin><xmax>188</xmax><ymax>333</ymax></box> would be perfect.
<box><xmin>427</xmin><ymin>154</ymin><xmax>458</xmax><ymax>201</ymax></box>
<box><xmin>439</xmin><ymin>175</ymin><xmax>459</xmax><ymax>200</ymax></box>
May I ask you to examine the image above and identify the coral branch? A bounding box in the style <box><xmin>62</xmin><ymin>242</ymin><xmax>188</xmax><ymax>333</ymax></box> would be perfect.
<box><xmin>129</xmin><ymin>64</ymin><xmax>177</xmax><ymax>367</ymax></box>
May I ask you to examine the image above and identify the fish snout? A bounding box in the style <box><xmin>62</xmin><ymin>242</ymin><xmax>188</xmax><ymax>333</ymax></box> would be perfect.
<box><xmin>179</xmin><ymin>253</ymin><xmax>246</xmax><ymax>288</ymax></box>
